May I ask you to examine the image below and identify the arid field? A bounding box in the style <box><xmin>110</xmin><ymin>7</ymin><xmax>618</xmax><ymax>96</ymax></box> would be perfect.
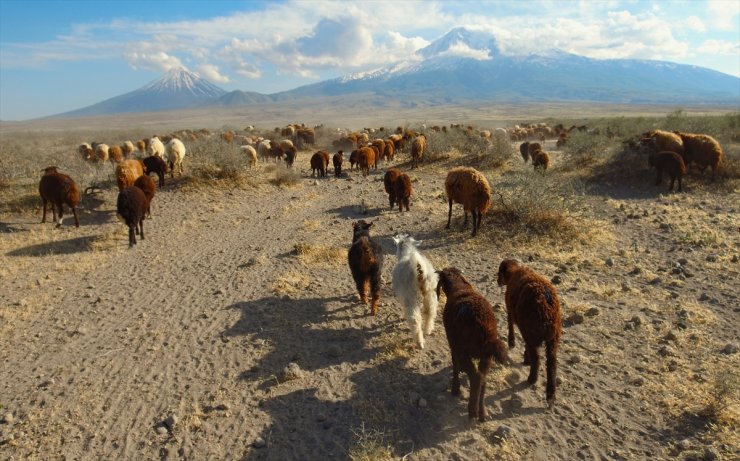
<box><xmin>0</xmin><ymin>106</ymin><xmax>738</xmax><ymax>461</ymax></box>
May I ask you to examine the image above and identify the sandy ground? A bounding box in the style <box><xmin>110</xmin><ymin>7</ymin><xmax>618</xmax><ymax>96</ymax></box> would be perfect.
<box><xmin>0</xmin><ymin>141</ymin><xmax>738</xmax><ymax>461</ymax></box>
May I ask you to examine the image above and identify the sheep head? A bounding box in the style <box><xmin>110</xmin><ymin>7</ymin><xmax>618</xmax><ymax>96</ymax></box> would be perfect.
<box><xmin>496</xmin><ymin>259</ymin><xmax>522</xmax><ymax>287</ymax></box>
<box><xmin>435</xmin><ymin>267</ymin><xmax>468</xmax><ymax>298</ymax></box>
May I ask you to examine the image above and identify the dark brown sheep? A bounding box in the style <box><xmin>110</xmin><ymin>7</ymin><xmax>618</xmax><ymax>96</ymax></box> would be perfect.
<box><xmin>284</xmin><ymin>146</ymin><xmax>297</xmax><ymax>168</ymax></box>
<box><xmin>116</xmin><ymin>186</ymin><xmax>149</xmax><ymax>248</ymax></box>
<box><xmin>438</xmin><ymin>267</ymin><xmax>509</xmax><ymax>422</ymax></box>
<box><xmin>676</xmin><ymin>132</ymin><xmax>723</xmax><ymax>180</ymax></box>
<box><xmin>310</xmin><ymin>150</ymin><xmax>330</xmax><ymax>177</ymax></box>
<box><xmin>142</xmin><ymin>155</ymin><xmax>168</xmax><ymax>187</ymax></box>
<box><xmin>519</xmin><ymin>141</ymin><xmax>530</xmax><ymax>163</ymax></box>
<box><xmin>384</xmin><ymin>140</ymin><xmax>395</xmax><ymax>161</ymax></box>
<box><xmin>371</xmin><ymin>139</ymin><xmax>386</xmax><ymax>162</ymax></box>
<box><xmin>649</xmin><ymin>151</ymin><xmax>686</xmax><ymax>191</ymax></box>
<box><xmin>526</xmin><ymin>142</ymin><xmax>542</xmax><ymax>160</ymax></box>
<box><xmin>384</xmin><ymin>168</ymin><xmax>401</xmax><ymax>209</ymax></box>
<box><xmin>39</xmin><ymin>166</ymin><xmax>80</xmax><ymax>228</ymax></box>
<box><xmin>640</xmin><ymin>130</ymin><xmax>684</xmax><ymax>157</ymax></box>
<box><xmin>133</xmin><ymin>174</ymin><xmax>156</xmax><ymax>218</ymax></box>
<box><xmin>348</xmin><ymin>220</ymin><xmax>383</xmax><ymax>315</ymax></box>
<box><xmin>333</xmin><ymin>151</ymin><xmax>344</xmax><ymax>177</ymax></box>
<box><xmin>532</xmin><ymin>150</ymin><xmax>550</xmax><ymax>172</ymax></box>
<box><xmin>349</xmin><ymin>149</ymin><xmax>359</xmax><ymax>171</ymax></box>
<box><xmin>394</xmin><ymin>172</ymin><xmax>412</xmax><ymax>212</ymax></box>
<box><xmin>497</xmin><ymin>259</ymin><xmax>562</xmax><ymax>406</ymax></box>
<box><xmin>445</xmin><ymin>167</ymin><xmax>491</xmax><ymax>237</ymax></box>
<box><xmin>357</xmin><ymin>146</ymin><xmax>377</xmax><ymax>177</ymax></box>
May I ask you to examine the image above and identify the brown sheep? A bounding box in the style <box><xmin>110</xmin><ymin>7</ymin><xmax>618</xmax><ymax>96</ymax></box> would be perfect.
<box><xmin>133</xmin><ymin>174</ymin><xmax>156</xmax><ymax>218</ymax></box>
<box><xmin>437</xmin><ymin>267</ymin><xmax>509</xmax><ymax>422</ymax></box>
<box><xmin>108</xmin><ymin>145</ymin><xmax>123</xmax><ymax>164</ymax></box>
<box><xmin>78</xmin><ymin>143</ymin><xmax>93</xmax><ymax>161</ymax></box>
<box><xmin>284</xmin><ymin>146</ymin><xmax>297</xmax><ymax>168</ymax></box>
<box><xmin>384</xmin><ymin>140</ymin><xmax>395</xmax><ymax>161</ymax></box>
<box><xmin>394</xmin><ymin>173</ymin><xmax>412</xmax><ymax>212</ymax></box>
<box><xmin>348</xmin><ymin>220</ymin><xmax>383</xmax><ymax>315</ymax></box>
<box><xmin>497</xmin><ymin>259</ymin><xmax>561</xmax><ymax>406</ymax></box>
<box><xmin>333</xmin><ymin>151</ymin><xmax>344</xmax><ymax>177</ymax></box>
<box><xmin>310</xmin><ymin>150</ymin><xmax>330</xmax><ymax>177</ymax></box>
<box><xmin>142</xmin><ymin>155</ymin><xmax>168</xmax><ymax>187</ymax></box>
<box><xmin>39</xmin><ymin>166</ymin><xmax>80</xmax><ymax>228</ymax></box>
<box><xmin>676</xmin><ymin>132</ymin><xmax>723</xmax><ymax>180</ymax></box>
<box><xmin>349</xmin><ymin>149</ymin><xmax>359</xmax><ymax>170</ymax></box>
<box><xmin>357</xmin><ymin>146</ymin><xmax>377</xmax><ymax>177</ymax></box>
<box><xmin>116</xmin><ymin>159</ymin><xmax>145</xmax><ymax>191</ymax></box>
<box><xmin>383</xmin><ymin>168</ymin><xmax>401</xmax><ymax>209</ymax></box>
<box><xmin>411</xmin><ymin>134</ymin><xmax>426</xmax><ymax>169</ymax></box>
<box><xmin>532</xmin><ymin>150</ymin><xmax>550</xmax><ymax>172</ymax></box>
<box><xmin>94</xmin><ymin>143</ymin><xmax>110</xmax><ymax>163</ymax></box>
<box><xmin>526</xmin><ymin>142</ymin><xmax>542</xmax><ymax>160</ymax></box>
<box><xmin>121</xmin><ymin>141</ymin><xmax>135</xmax><ymax>158</ymax></box>
<box><xmin>640</xmin><ymin>130</ymin><xmax>684</xmax><ymax>157</ymax></box>
<box><xmin>649</xmin><ymin>151</ymin><xmax>686</xmax><ymax>191</ymax></box>
<box><xmin>519</xmin><ymin>141</ymin><xmax>530</xmax><ymax>163</ymax></box>
<box><xmin>116</xmin><ymin>186</ymin><xmax>148</xmax><ymax>247</ymax></box>
<box><xmin>371</xmin><ymin>139</ymin><xmax>386</xmax><ymax>162</ymax></box>
<box><xmin>444</xmin><ymin>167</ymin><xmax>492</xmax><ymax>237</ymax></box>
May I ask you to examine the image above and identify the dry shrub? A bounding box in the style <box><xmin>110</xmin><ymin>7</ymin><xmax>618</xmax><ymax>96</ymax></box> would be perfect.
<box><xmin>700</xmin><ymin>369</ymin><xmax>739</xmax><ymax>421</ymax></box>
<box><xmin>292</xmin><ymin>242</ymin><xmax>345</xmax><ymax>268</ymax></box>
<box><xmin>347</xmin><ymin>423</ymin><xmax>393</xmax><ymax>461</ymax></box>
<box><xmin>267</xmin><ymin>164</ymin><xmax>300</xmax><ymax>187</ymax></box>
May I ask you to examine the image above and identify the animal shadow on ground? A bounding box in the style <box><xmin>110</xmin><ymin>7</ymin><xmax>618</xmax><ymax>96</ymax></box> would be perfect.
<box><xmin>326</xmin><ymin>204</ymin><xmax>383</xmax><ymax>220</ymax></box>
<box><xmin>242</xmin><ymin>356</ymin><xmax>475</xmax><ymax>461</ymax></box>
<box><xmin>6</xmin><ymin>235</ymin><xmax>104</xmax><ymax>256</ymax></box>
<box><xmin>0</xmin><ymin>221</ymin><xmax>29</xmax><ymax>234</ymax></box>
<box><xmin>79</xmin><ymin>193</ymin><xmax>117</xmax><ymax>225</ymax></box>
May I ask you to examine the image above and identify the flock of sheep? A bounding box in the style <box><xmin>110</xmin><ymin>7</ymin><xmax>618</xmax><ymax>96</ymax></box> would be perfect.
<box><xmin>34</xmin><ymin>121</ymin><xmax>726</xmax><ymax>422</ymax></box>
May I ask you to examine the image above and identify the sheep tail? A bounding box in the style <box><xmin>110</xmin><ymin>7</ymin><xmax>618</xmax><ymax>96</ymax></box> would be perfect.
<box><xmin>488</xmin><ymin>337</ymin><xmax>511</xmax><ymax>366</ymax></box>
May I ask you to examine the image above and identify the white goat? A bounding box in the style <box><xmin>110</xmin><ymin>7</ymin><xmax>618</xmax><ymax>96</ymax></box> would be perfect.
<box><xmin>392</xmin><ymin>234</ymin><xmax>439</xmax><ymax>349</ymax></box>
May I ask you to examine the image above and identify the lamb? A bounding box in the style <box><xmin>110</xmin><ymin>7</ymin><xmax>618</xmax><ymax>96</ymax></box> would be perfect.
<box><xmin>142</xmin><ymin>155</ymin><xmax>168</xmax><ymax>187</ymax></box>
<box><xmin>310</xmin><ymin>151</ymin><xmax>330</xmax><ymax>177</ymax></box>
<box><xmin>240</xmin><ymin>145</ymin><xmax>258</xmax><ymax>169</ymax></box>
<box><xmin>146</xmin><ymin>136</ymin><xmax>166</xmax><ymax>158</ymax></box>
<box><xmin>391</xmin><ymin>235</ymin><xmax>439</xmax><ymax>349</ymax></box>
<box><xmin>108</xmin><ymin>145</ymin><xmax>123</xmax><ymax>164</ymax></box>
<box><xmin>394</xmin><ymin>172</ymin><xmax>412</xmax><ymax>212</ymax></box>
<box><xmin>649</xmin><ymin>151</ymin><xmax>686</xmax><ymax>191</ymax></box>
<box><xmin>444</xmin><ymin>167</ymin><xmax>492</xmax><ymax>237</ymax></box>
<box><xmin>116</xmin><ymin>159</ymin><xmax>145</xmax><ymax>191</ymax></box>
<box><xmin>165</xmin><ymin>138</ymin><xmax>186</xmax><ymax>177</ymax></box>
<box><xmin>675</xmin><ymin>132</ymin><xmax>723</xmax><ymax>180</ymax></box>
<box><xmin>116</xmin><ymin>186</ymin><xmax>149</xmax><ymax>247</ymax></box>
<box><xmin>383</xmin><ymin>168</ymin><xmax>401</xmax><ymax>209</ymax></box>
<box><xmin>347</xmin><ymin>220</ymin><xmax>383</xmax><ymax>316</ymax></box>
<box><xmin>133</xmin><ymin>174</ymin><xmax>156</xmax><ymax>218</ymax></box>
<box><xmin>437</xmin><ymin>267</ymin><xmax>509</xmax><ymax>421</ymax></box>
<box><xmin>333</xmin><ymin>151</ymin><xmax>344</xmax><ymax>177</ymax></box>
<box><xmin>519</xmin><ymin>141</ymin><xmax>530</xmax><ymax>163</ymax></box>
<box><xmin>39</xmin><ymin>166</ymin><xmax>80</xmax><ymax>228</ymax></box>
<box><xmin>411</xmin><ymin>134</ymin><xmax>426</xmax><ymax>169</ymax></box>
<box><xmin>497</xmin><ymin>259</ymin><xmax>562</xmax><ymax>406</ymax></box>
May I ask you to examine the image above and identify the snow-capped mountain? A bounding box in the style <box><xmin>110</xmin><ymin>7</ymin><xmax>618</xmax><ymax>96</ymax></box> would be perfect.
<box><xmin>273</xmin><ymin>27</ymin><xmax>739</xmax><ymax>105</ymax></box>
<box><xmin>57</xmin><ymin>67</ymin><xmax>226</xmax><ymax>117</ymax></box>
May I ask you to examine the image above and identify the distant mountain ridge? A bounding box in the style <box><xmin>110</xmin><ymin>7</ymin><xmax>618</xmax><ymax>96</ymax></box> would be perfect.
<box><xmin>54</xmin><ymin>27</ymin><xmax>740</xmax><ymax>118</ymax></box>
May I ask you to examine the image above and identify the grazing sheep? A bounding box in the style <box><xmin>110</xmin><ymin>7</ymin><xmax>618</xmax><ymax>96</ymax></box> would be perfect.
<box><xmin>497</xmin><ymin>259</ymin><xmax>561</xmax><ymax>406</ymax></box>
<box><xmin>411</xmin><ymin>135</ymin><xmax>426</xmax><ymax>169</ymax></box>
<box><xmin>532</xmin><ymin>150</ymin><xmax>550</xmax><ymax>172</ymax></box>
<box><xmin>357</xmin><ymin>146</ymin><xmax>377</xmax><ymax>177</ymax></box>
<box><xmin>519</xmin><ymin>141</ymin><xmax>530</xmax><ymax>163</ymax></box>
<box><xmin>147</xmin><ymin>137</ymin><xmax>166</xmax><ymax>158</ymax></box>
<box><xmin>116</xmin><ymin>186</ymin><xmax>149</xmax><ymax>248</ymax></box>
<box><xmin>348</xmin><ymin>220</ymin><xmax>383</xmax><ymax>315</ymax></box>
<box><xmin>142</xmin><ymin>155</ymin><xmax>168</xmax><ymax>187</ymax></box>
<box><xmin>310</xmin><ymin>151</ymin><xmax>330</xmax><ymax>177</ymax></box>
<box><xmin>94</xmin><ymin>143</ymin><xmax>110</xmax><ymax>163</ymax></box>
<box><xmin>121</xmin><ymin>141</ymin><xmax>136</xmax><ymax>158</ymax></box>
<box><xmin>333</xmin><ymin>151</ymin><xmax>344</xmax><ymax>177</ymax></box>
<box><xmin>165</xmin><ymin>138</ymin><xmax>186</xmax><ymax>177</ymax></box>
<box><xmin>133</xmin><ymin>174</ymin><xmax>156</xmax><ymax>218</ymax></box>
<box><xmin>269</xmin><ymin>144</ymin><xmax>285</xmax><ymax>163</ymax></box>
<box><xmin>383</xmin><ymin>168</ymin><xmax>401</xmax><ymax>209</ymax></box>
<box><xmin>279</xmin><ymin>139</ymin><xmax>295</xmax><ymax>152</ymax></box>
<box><xmin>392</xmin><ymin>235</ymin><xmax>438</xmax><ymax>349</ymax></box>
<box><xmin>108</xmin><ymin>145</ymin><xmax>124</xmax><ymax>164</ymax></box>
<box><xmin>649</xmin><ymin>151</ymin><xmax>686</xmax><ymax>191</ymax></box>
<box><xmin>640</xmin><ymin>130</ymin><xmax>684</xmax><ymax>157</ymax></box>
<box><xmin>676</xmin><ymin>132</ymin><xmax>723</xmax><ymax>180</ymax></box>
<box><xmin>437</xmin><ymin>267</ymin><xmax>509</xmax><ymax>421</ymax></box>
<box><xmin>116</xmin><ymin>159</ymin><xmax>145</xmax><ymax>191</ymax></box>
<box><xmin>444</xmin><ymin>167</ymin><xmax>491</xmax><ymax>237</ymax></box>
<box><xmin>240</xmin><ymin>145</ymin><xmax>258</xmax><ymax>169</ymax></box>
<box><xmin>394</xmin><ymin>172</ymin><xmax>412</xmax><ymax>212</ymax></box>
<box><xmin>39</xmin><ymin>166</ymin><xmax>80</xmax><ymax>228</ymax></box>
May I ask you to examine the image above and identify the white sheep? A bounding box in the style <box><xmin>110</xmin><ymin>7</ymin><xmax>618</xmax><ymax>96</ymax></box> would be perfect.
<box><xmin>165</xmin><ymin>138</ymin><xmax>186</xmax><ymax>177</ymax></box>
<box><xmin>279</xmin><ymin>139</ymin><xmax>295</xmax><ymax>152</ymax></box>
<box><xmin>147</xmin><ymin>136</ymin><xmax>166</xmax><ymax>159</ymax></box>
<box><xmin>257</xmin><ymin>140</ymin><xmax>272</xmax><ymax>162</ymax></box>
<box><xmin>240</xmin><ymin>145</ymin><xmax>258</xmax><ymax>169</ymax></box>
<box><xmin>392</xmin><ymin>235</ymin><xmax>439</xmax><ymax>349</ymax></box>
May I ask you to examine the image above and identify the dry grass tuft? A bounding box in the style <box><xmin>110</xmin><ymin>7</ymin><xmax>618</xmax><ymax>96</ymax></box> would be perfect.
<box><xmin>271</xmin><ymin>271</ymin><xmax>312</xmax><ymax>295</ymax></box>
<box><xmin>292</xmin><ymin>243</ymin><xmax>345</xmax><ymax>268</ymax></box>
<box><xmin>267</xmin><ymin>164</ymin><xmax>301</xmax><ymax>187</ymax></box>
<box><xmin>347</xmin><ymin>422</ymin><xmax>394</xmax><ymax>461</ymax></box>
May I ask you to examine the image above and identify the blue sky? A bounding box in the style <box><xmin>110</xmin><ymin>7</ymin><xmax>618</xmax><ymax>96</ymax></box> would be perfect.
<box><xmin>1</xmin><ymin>0</ymin><xmax>738</xmax><ymax>120</ymax></box>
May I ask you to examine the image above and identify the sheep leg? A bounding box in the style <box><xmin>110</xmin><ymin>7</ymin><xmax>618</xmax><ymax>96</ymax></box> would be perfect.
<box><xmin>507</xmin><ymin>313</ymin><xmax>516</xmax><ymax>348</ymax></box>
<box><xmin>41</xmin><ymin>198</ymin><xmax>48</xmax><ymax>223</ymax></box>
<box><xmin>462</xmin><ymin>359</ymin><xmax>481</xmax><ymax>420</ymax></box>
<box><xmin>55</xmin><ymin>204</ymin><xmax>64</xmax><ymax>228</ymax></box>
<box><xmin>139</xmin><ymin>217</ymin><xmax>145</xmax><ymax>240</ymax></box>
<box><xmin>421</xmin><ymin>292</ymin><xmax>437</xmax><ymax>336</ymax></box>
<box><xmin>655</xmin><ymin>170</ymin><xmax>662</xmax><ymax>186</ymax></box>
<box><xmin>462</xmin><ymin>211</ymin><xmax>468</xmax><ymax>229</ymax></box>
<box><xmin>669</xmin><ymin>175</ymin><xmax>675</xmax><ymax>191</ymax></box>
<box><xmin>471</xmin><ymin>210</ymin><xmax>479</xmax><ymax>237</ymax></box>
<box><xmin>128</xmin><ymin>223</ymin><xmax>136</xmax><ymax>247</ymax></box>
<box><xmin>450</xmin><ymin>351</ymin><xmax>462</xmax><ymax>396</ymax></box>
<box><xmin>477</xmin><ymin>357</ymin><xmax>493</xmax><ymax>421</ymax></box>
<box><xmin>370</xmin><ymin>270</ymin><xmax>381</xmax><ymax>316</ymax></box>
<box><xmin>677</xmin><ymin>175</ymin><xmax>682</xmax><ymax>192</ymax></box>
<box><xmin>526</xmin><ymin>345</ymin><xmax>540</xmax><ymax>385</ymax></box>
<box><xmin>72</xmin><ymin>206</ymin><xmax>80</xmax><ymax>228</ymax></box>
<box><xmin>404</xmin><ymin>198</ymin><xmax>410</xmax><ymax>212</ymax></box>
<box><xmin>446</xmin><ymin>199</ymin><xmax>453</xmax><ymax>229</ymax></box>
<box><xmin>407</xmin><ymin>307</ymin><xmax>424</xmax><ymax>348</ymax></box>
<box><xmin>389</xmin><ymin>193</ymin><xmax>396</xmax><ymax>209</ymax></box>
<box><xmin>545</xmin><ymin>339</ymin><xmax>558</xmax><ymax>405</ymax></box>
<box><xmin>355</xmin><ymin>278</ymin><xmax>368</xmax><ymax>304</ymax></box>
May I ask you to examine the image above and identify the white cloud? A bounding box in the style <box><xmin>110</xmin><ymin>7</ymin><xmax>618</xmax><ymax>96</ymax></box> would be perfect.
<box><xmin>681</xmin><ymin>16</ymin><xmax>706</xmax><ymax>33</ymax></box>
<box><xmin>707</xmin><ymin>0</ymin><xmax>739</xmax><ymax>32</ymax></box>
<box><xmin>124</xmin><ymin>51</ymin><xmax>182</xmax><ymax>72</ymax></box>
<box><xmin>436</xmin><ymin>42</ymin><xmax>491</xmax><ymax>60</ymax></box>
<box><xmin>697</xmin><ymin>39</ymin><xmax>740</xmax><ymax>55</ymax></box>
<box><xmin>195</xmin><ymin>63</ymin><xmax>230</xmax><ymax>83</ymax></box>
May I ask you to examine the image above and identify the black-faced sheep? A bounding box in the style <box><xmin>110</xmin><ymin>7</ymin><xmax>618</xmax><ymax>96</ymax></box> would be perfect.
<box><xmin>497</xmin><ymin>259</ymin><xmax>562</xmax><ymax>406</ymax></box>
<box><xmin>411</xmin><ymin>135</ymin><xmax>426</xmax><ymax>169</ymax></box>
<box><xmin>394</xmin><ymin>172</ymin><xmax>412</xmax><ymax>212</ymax></box>
<box><xmin>39</xmin><ymin>166</ymin><xmax>80</xmax><ymax>228</ymax></box>
<box><xmin>392</xmin><ymin>235</ymin><xmax>438</xmax><ymax>349</ymax></box>
<box><xmin>348</xmin><ymin>220</ymin><xmax>383</xmax><ymax>316</ymax></box>
<box><xmin>383</xmin><ymin>168</ymin><xmax>401</xmax><ymax>209</ymax></box>
<box><xmin>649</xmin><ymin>151</ymin><xmax>686</xmax><ymax>191</ymax></box>
<box><xmin>116</xmin><ymin>159</ymin><xmax>145</xmax><ymax>191</ymax></box>
<box><xmin>333</xmin><ymin>151</ymin><xmax>344</xmax><ymax>177</ymax></box>
<box><xmin>444</xmin><ymin>167</ymin><xmax>491</xmax><ymax>237</ymax></box>
<box><xmin>310</xmin><ymin>151</ymin><xmax>330</xmax><ymax>177</ymax></box>
<box><xmin>675</xmin><ymin>132</ymin><xmax>723</xmax><ymax>180</ymax></box>
<box><xmin>437</xmin><ymin>267</ymin><xmax>509</xmax><ymax>422</ymax></box>
<box><xmin>116</xmin><ymin>186</ymin><xmax>148</xmax><ymax>247</ymax></box>
<box><xmin>133</xmin><ymin>174</ymin><xmax>156</xmax><ymax>218</ymax></box>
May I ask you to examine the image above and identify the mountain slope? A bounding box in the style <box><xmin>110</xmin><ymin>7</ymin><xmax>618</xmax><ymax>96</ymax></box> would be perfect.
<box><xmin>56</xmin><ymin>67</ymin><xmax>227</xmax><ymax>117</ymax></box>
